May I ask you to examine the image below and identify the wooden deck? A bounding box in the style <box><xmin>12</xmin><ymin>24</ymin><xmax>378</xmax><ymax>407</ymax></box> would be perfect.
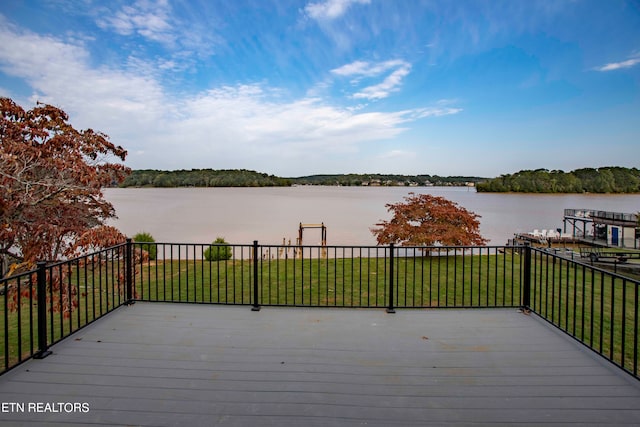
<box><xmin>1</xmin><ymin>303</ymin><xmax>639</xmax><ymax>426</ymax></box>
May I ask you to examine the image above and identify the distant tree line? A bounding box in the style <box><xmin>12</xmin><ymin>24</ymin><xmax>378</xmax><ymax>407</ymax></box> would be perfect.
<box><xmin>119</xmin><ymin>170</ymin><xmax>483</xmax><ymax>188</ymax></box>
<box><xmin>476</xmin><ymin>167</ymin><xmax>640</xmax><ymax>193</ymax></box>
<box><xmin>120</xmin><ymin>169</ymin><xmax>292</xmax><ymax>187</ymax></box>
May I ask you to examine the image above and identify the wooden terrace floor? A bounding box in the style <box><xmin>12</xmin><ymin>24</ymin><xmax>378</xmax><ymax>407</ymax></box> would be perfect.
<box><xmin>1</xmin><ymin>303</ymin><xmax>639</xmax><ymax>426</ymax></box>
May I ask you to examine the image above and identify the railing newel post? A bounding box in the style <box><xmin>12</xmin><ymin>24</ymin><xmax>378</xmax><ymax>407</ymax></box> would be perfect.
<box><xmin>33</xmin><ymin>261</ymin><xmax>52</xmax><ymax>359</ymax></box>
<box><xmin>252</xmin><ymin>240</ymin><xmax>261</xmax><ymax>311</ymax></box>
<box><xmin>386</xmin><ymin>243</ymin><xmax>396</xmax><ymax>313</ymax></box>
<box><xmin>125</xmin><ymin>238</ymin><xmax>134</xmax><ymax>305</ymax></box>
<box><xmin>522</xmin><ymin>242</ymin><xmax>531</xmax><ymax>310</ymax></box>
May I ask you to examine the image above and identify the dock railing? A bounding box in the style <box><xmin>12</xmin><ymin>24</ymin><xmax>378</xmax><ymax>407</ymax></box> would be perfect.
<box><xmin>1</xmin><ymin>240</ymin><xmax>638</xmax><ymax>381</ymax></box>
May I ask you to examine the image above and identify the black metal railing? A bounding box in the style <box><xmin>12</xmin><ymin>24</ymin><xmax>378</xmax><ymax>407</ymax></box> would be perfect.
<box><xmin>1</xmin><ymin>243</ymin><xmax>130</xmax><ymax>374</ymax></box>
<box><xmin>132</xmin><ymin>242</ymin><xmax>523</xmax><ymax>310</ymax></box>
<box><xmin>528</xmin><ymin>247</ymin><xmax>639</xmax><ymax>379</ymax></box>
<box><xmin>2</xmin><ymin>240</ymin><xmax>638</xmax><ymax>381</ymax></box>
<box><xmin>564</xmin><ymin>208</ymin><xmax>638</xmax><ymax>223</ymax></box>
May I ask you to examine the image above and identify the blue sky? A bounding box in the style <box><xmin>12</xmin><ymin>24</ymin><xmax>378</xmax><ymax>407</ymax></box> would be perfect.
<box><xmin>1</xmin><ymin>0</ymin><xmax>639</xmax><ymax>177</ymax></box>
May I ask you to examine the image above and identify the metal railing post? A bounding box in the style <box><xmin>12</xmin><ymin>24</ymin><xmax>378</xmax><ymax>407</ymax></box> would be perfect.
<box><xmin>387</xmin><ymin>243</ymin><xmax>396</xmax><ymax>313</ymax></box>
<box><xmin>252</xmin><ymin>241</ymin><xmax>261</xmax><ymax>311</ymax></box>
<box><xmin>125</xmin><ymin>238</ymin><xmax>134</xmax><ymax>305</ymax></box>
<box><xmin>522</xmin><ymin>243</ymin><xmax>531</xmax><ymax>310</ymax></box>
<box><xmin>33</xmin><ymin>262</ymin><xmax>52</xmax><ymax>359</ymax></box>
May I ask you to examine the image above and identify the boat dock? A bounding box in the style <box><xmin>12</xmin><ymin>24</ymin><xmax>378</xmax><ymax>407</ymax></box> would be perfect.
<box><xmin>512</xmin><ymin>208</ymin><xmax>638</xmax><ymax>250</ymax></box>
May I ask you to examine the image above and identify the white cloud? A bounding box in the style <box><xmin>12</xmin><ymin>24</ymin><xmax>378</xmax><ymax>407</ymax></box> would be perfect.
<box><xmin>305</xmin><ymin>0</ymin><xmax>371</xmax><ymax>21</ymax></box>
<box><xmin>595</xmin><ymin>57</ymin><xmax>640</xmax><ymax>72</ymax></box>
<box><xmin>96</xmin><ymin>0</ymin><xmax>174</xmax><ymax>45</ymax></box>
<box><xmin>353</xmin><ymin>65</ymin><xmax>411</xmax><ymax>100</ymax></box>
<box><xmin>0</xmin><ymin>22</ymin><xmax>165</xmax><ymax>135</ymax></box>
<box><xmin>331</xmin><ymin>59</ymin><xmax>412</xmax><ymax>100</ymax></box>
<box><xmin>331</xmin><ymin>59</ymin><xmax>407</xmax><ymax>78</ymax></box>
<box><xmin>94</xmin><ymin>0</ymin><xmax>222</xmax><ymax>60</ymax></box>
<box><xmin>0</xmin><ymin>22</ymin><xmax>442</xmax><ymax>174</ymax></box>
<box><xmin>378</xmin><ymin>149</ymin><xmax>415</xmax><ymax>159</ymax></box>
<box><xmin>412</xmin><ymin>106</ymin><xmax>463</xmax><ymax>119</ymax></box>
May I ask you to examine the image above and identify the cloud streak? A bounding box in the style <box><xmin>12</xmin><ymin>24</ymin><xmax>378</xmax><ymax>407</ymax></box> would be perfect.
<box><xmin>96</xmin><ymin>0</ymin><xmax>175</xmax><ymax>45</ymax></box>
<box><xmin>331</xmin><ymin>60</ymin><xmax>412</xmax><ymax>100</ymax></box>
<box><xmin>305</xmin><ymin>0</ymin><xmax>371</xmax><ymax>21</ymax></box>
<box><xmin>595</xmin><ymin>56</ymin><xmax>640</xmax><ymax>72</ymax></box>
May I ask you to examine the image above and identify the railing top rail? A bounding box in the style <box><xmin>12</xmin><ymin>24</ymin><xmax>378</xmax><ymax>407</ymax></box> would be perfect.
<box><xmin>132</xmin><ymin>241</ymin><xmax>516</xmax><ymax>250</ymax></box>
<box><xmin>0</xmin><ymin>266</ymin><xmax>38</xmax><ymax>283</ymax></box>
<box><xmin>564</xmin><ymin>208</ymin><xmax>638</xmax><ymax>222</ymax></box>
<box><xmin>132</xmin><ymin>241</ymin><xmax>256</xmax><ymax>248</ymax></box>
<box><xmin>44</xmin><ymin>241</ymin><xmax>129</xmax><ymax>270</ymax></box>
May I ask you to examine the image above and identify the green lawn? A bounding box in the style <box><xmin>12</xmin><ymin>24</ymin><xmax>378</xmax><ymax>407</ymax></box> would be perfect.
<box><xmin>134</xmin><ymin>250</ymin><xmax>523</xmax><ymax>308</ymax></box>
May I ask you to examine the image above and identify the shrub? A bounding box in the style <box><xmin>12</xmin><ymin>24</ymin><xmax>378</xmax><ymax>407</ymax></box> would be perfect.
<box><xmin>132</xmin><ymin>232</ymin><xmax>157</xmax><ymax>260</ymax></box>
<box><xmin>204</xmin><ymin>237</ymin><xmax>232</xmax><ymax>261</ymax></box>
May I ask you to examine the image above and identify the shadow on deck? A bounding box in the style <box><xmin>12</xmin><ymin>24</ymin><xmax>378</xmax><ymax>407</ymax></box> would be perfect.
<box><xmin>1</xmin><ymin>303</ymin><xmax>639</xmax><ymax>426</ymax></box>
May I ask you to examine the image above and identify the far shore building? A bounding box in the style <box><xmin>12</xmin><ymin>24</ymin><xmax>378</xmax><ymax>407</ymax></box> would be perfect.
<box><xmin>563</xmin><ymin>209</ymin><xmax>639</xmax><ymax>249</ymax></box>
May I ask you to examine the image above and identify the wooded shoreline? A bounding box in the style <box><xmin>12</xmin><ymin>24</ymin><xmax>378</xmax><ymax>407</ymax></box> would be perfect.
<box><xmin>118</xmin><ymin>167</ymin><xmax>640</xmax><ymax>194</ymax></box>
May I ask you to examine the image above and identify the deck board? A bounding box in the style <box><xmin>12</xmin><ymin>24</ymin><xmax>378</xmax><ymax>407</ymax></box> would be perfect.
<box><xmin>1</xmin><ymin>303</ymin><xmax>639</xmax><ymax>426</ymax></box>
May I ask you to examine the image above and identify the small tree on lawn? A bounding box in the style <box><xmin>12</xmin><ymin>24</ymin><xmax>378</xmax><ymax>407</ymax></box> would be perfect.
<box><xmin>204</xmin><ymin>237</ymin><xmax>232</xmax><ymax>261</ymax></box>
<box><xmin>133</xmin><ymin>232</ymin><xmax>157</xmax><ymax>260</ymax></box>
<box><xmin>371</xmin><ymin>193</ymin><xmax>487</xmax><ymax>247</ymax></box>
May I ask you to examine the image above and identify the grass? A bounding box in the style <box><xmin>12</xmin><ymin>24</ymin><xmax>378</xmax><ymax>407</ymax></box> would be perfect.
<box><xmin>134</xmin><ymin>248</ymin><xmax>523</xmax><ymax>308</ymax></box>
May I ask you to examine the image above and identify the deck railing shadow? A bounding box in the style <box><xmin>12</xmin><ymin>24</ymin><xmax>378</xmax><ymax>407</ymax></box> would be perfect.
<box><xmin>1</xmin><ymin>240</ymin><xmax>638</xmax><ymax>381</ymax></box>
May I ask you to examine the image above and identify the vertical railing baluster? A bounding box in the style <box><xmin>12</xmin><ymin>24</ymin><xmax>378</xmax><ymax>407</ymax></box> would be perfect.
<box><xmin>634</xmin><ymin>281</ymin><xmax>638</xmax><ymax>376</ymax></box>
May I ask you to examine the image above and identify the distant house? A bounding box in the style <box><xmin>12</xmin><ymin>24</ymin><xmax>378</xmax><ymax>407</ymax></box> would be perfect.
<box><xmin>563</xmin><ymin>209</ymin><xmax>638</xmax><ymax>248</ymax></box>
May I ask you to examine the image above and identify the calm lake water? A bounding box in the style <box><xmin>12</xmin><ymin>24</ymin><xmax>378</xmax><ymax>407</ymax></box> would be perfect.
<box><xmin>103</xmin><ymin>186</ymin><xmax>640</xmax><ymax>246</ymax></box>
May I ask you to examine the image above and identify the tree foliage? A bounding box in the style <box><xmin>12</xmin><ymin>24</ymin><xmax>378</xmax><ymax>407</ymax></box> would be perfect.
<box><xmin>371</xmin><ymin>193</ymin><xmax>487</xmax><ymax>247</ymax></box>
<box><xmin>6</xmin><ymin>226</ymin><xmax>147</xmax><ymax>318</ymax></box>
<box><xmin>133</xmin><ymin>231</ymin><xmax>157</xmax><ymax>260</ymax></box>
<box><xmin>121</xmin><ymin>169</ymin><xmax>291</xmax><ymax>187</ymax></box>
<box><xmin>204</xmin><ymin>237</ymin><xmax>233</xmax><ymax>261</ymax></box>
<box><xmin>1</xmin><ymin>97</ymin><xmax>130</xmax><ymax>275</ymax></box>
<box><xmin>476</xmin><ymin>167</ymin><xmax>640</xmax><ymax>193</ymax></box>
<box><xmin>120</xmin><ymin>170</ymin><xmax>482</xmax><ymax>188</ymax></box>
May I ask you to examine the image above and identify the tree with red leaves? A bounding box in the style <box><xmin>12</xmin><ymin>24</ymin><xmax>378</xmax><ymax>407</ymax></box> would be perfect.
<box><xmin>1</xmin><ymin>97</ymin><xmax>130</xmax><ymax>276</ymax></box>
<box><xmin>371</xmin><ymin>193</ymin><xmax>487</xmax><ymax>247</ymax></box>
